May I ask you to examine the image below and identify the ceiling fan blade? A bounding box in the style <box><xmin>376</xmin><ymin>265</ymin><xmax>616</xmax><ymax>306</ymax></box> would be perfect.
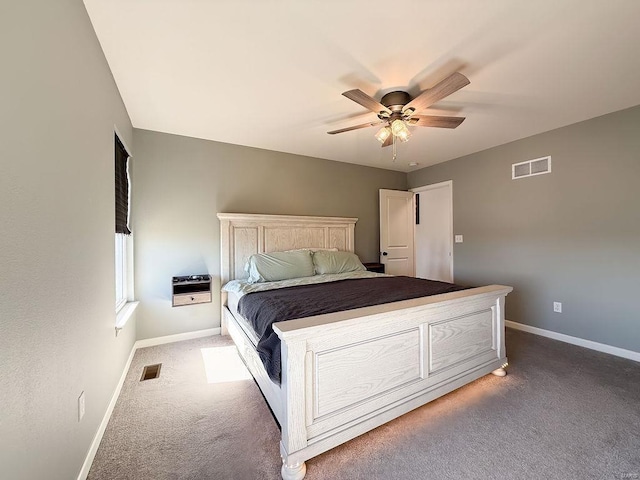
<box><xmin>407</xmin><ymin>115</ymin><xmax>466</xmax><ymax>128</ymax></box>
<box><xmin>402</xmin><ymin>72</ymin><xmax>470</xmax><ymax>115</ymax></box>
<box><xmin>327</xmin><ymin>120</ymin><xmax>385</xmax><ymax>135</ymax></box>
<box><xmin>342</xmin><ymin>89</ymin><xmax>392</xmax><ymax>115</ymax></box>
<box><xmin>381</xmin><ymin>134</ymin><xmax>393</xmax><ymax>148</ymax></box>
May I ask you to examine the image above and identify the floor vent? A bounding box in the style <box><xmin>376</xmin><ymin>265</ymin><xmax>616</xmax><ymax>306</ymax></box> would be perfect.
<box><xmin>512</xmin><ymin>156</ymin><xmax>551</xmax><ymax>179</ymax></box>
<box><xmin>140</xmin><ymin>363</ymin><xmax>162</xmax><ymax>381</ymax></box>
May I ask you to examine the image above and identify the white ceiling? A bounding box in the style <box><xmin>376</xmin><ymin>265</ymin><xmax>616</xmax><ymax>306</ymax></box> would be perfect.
<box><xmin>84</xmin><ymin>0</ymin><xmax>640</xmax><ymax>172</ymax></box>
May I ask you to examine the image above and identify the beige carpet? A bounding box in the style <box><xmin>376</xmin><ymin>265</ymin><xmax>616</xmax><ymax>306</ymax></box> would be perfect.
<box><xmin>88</xmin><ymin>329</ymin><xmax>640</xmax><ymax>479</ymax></box>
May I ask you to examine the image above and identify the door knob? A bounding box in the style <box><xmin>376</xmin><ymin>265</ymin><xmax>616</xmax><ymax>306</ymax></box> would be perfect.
<box><xmin>382</xmin><ymin>252</ymin><xmax>388</xmax><ymax>256</ymax></box>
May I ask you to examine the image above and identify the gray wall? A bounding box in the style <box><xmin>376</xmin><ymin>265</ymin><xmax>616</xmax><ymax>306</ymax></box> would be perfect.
<box><xmin>408</xmin><ymin>106</ymin><xmax>640</xmax><ymax>353</ymax></box>
<box><xmin>0</xmin><ymin>1</ymin><xmax>136</xmax><ymax>479</ymax></box>
<box><xmin>131</xmin><ymin>129</ymin><xmax>407</xmax><ymax>339</ymax></box>
<box><xmin>1</xmin><ymin>3</ymin><xmax>636</xmax><ymax>477</ymax></box>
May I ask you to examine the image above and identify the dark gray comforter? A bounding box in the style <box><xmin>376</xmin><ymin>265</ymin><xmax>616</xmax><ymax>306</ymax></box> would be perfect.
<box><xmin>238</xmin><ymin>276</ymin><xmax>468</xmax><ymax>383</ymax></box>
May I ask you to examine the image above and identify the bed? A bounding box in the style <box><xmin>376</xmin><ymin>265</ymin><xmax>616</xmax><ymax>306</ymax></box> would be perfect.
<box><xmin>218</xmin><ymin>213</ymin><xmax>512</xmax><ymax>480</ymax></box>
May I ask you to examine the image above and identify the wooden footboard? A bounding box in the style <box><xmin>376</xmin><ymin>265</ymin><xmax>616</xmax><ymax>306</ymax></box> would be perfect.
<box><xmin>273</xmin><ymin>285</ymin><xmax>511</xmax><ymax>478</ymax></box>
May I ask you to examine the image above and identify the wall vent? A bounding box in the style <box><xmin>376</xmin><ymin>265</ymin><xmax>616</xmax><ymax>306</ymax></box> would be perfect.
<box><xmin>512</xmin><ymin>156</ymin><xmax>551</xmax><ymax>179</ymax></box>
<box><xmin>140</xmin><ymin>363</ymin><xmax>162</xmax><ymax>381</ymax></box>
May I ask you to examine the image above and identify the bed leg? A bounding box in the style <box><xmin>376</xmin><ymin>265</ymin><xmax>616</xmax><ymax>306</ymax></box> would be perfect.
<box><xmin>491</xmin><ymin>367</ymin><xmax>507</xmax><ymax>377</ymax></box>
<box><xmin>281</xmin><ymin>460</ymin><xmax>306</xmax><ymax>480</ymax></box>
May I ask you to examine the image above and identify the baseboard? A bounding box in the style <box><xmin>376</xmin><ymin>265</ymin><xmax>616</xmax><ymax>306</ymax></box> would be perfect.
<box><xmin>77</xmin><ymin>326</ymin><xmax>221</xmax><ymax>479</ymax></box>
<box><xmin>77</xmin><ymin>342</ymin><xmax>137</xmax><ymax>480</ymax></box>
<box><xmin>506</xmin><ymin>320</ymin><xmax>640</xmax><ymax>363</ymax></box>
<box><xmin>134</xmin><ymin>327</ymin><xmax>221</xmax><ymax>349</ymax></box>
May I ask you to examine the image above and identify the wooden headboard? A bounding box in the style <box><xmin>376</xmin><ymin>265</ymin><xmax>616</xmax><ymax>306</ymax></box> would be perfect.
<box><xmin>217</xmin><ymin>213</ymin><xmax>357</xmax><ymax>285</ymax></box>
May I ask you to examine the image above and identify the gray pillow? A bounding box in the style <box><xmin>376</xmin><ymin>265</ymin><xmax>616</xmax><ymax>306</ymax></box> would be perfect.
<box><xmin>246</xmin><ymin>250</ymin><xmax>315</xmax><ymax>283</ymax></box>
<box><xmin>312</xmin><ymin>250</ymin><xmax>366</xmax><ymax>275</ymax></box>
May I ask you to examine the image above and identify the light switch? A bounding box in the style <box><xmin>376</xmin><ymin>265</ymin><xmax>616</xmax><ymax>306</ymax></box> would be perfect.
<box><xmin>455</xmin><ymin>235</ymin><xmax>463</xmax><ymax>243</ymax></box>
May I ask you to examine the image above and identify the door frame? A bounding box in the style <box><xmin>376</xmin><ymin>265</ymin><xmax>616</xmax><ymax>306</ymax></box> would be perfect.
<box><xmin>410</xmin><ymin>180</ymin><xmax>454</xmax><ymax>282</ymax></box>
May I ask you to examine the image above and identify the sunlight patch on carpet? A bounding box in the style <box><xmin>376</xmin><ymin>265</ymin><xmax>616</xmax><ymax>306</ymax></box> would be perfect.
<box><xmin>201</xmin><ymin>346</ymin><xmax>252</xmax><ymax>383</ymax></box>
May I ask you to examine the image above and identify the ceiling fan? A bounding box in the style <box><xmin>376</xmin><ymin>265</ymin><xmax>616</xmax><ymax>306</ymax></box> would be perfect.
<box><xmin>328</xmin><ymin>72</ymin><xmax>470</xmax><ymax>160</ymax></box>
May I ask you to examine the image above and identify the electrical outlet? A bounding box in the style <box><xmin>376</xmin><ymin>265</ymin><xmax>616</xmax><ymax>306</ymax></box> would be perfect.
<box><xmin>553</xmin><ymin>302</ymin><xmax>562</xmax><ymax>313</ymax></box>
<box><xmin>454</xmin><ymin>235</ymin><xmax>463</xmax><ymax>243</ymax></box>
<box><xmin>78</xmin><ymin>391</ymin><xmax>85</xmax><ymax>421</ymax></box>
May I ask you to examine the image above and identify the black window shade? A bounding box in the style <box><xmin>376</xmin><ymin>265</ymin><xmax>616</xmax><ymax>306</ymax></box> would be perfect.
<box><xmin>115</xmin><ymin>135</ymin><xmax>131</xmax><ymax>235</ymax></box>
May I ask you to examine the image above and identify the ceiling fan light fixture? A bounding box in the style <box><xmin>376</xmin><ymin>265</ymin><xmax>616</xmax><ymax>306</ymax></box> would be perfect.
<box><xmin>391</xmin><ymin>119</ymin><xmax>411</xmax><ymax>142</ymax></box>
<box><xmin>391</xmin><ymin>119</ymin><xmax>405</xmax><ymax>135</ymax></box>
<box><xmin>375</xmin><ymin>126</ymin><xmax>391</xmax><ymax>144</ymax></box>
<box><xmin>391</xmin><ymin>120</ymin><xmax>409</xmax><ymax>137</ymax></box>
<box><xmin>398</xmin><ymin>130</ymin><xmax>411</xmax><ymax>142</ymax></box>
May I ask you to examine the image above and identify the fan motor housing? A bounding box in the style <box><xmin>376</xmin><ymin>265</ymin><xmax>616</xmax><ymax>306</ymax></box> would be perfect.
<box><xmin>380</xmin><ymin>91</ymin><xmax>411</xmax><ymax>111</ymax></box>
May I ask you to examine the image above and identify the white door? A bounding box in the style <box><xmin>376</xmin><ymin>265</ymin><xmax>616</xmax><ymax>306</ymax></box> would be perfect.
<box><xmin>379</xmin><ymin>189</ymin><xmax>415</xmax><ymax>276</ymax></box>
<box><xmin>412</xmin><ymin>181</ymin><xmax>453</xmax><ymax>282</ymax></box>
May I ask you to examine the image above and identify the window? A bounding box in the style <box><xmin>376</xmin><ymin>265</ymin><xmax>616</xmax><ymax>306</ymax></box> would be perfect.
<box><xmin>115</xmin><ymin>134</ymin><xmax>131</xmax><ymax>312</ymax></box>
<box><xmin>115</xmin><ymin>233</ymin><xmax>127</xmax><ymax>311</ymax></box>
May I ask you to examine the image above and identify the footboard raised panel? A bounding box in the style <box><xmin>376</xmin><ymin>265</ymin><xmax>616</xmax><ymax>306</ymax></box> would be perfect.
<box><xmin>429</xmin><ymin>308</ymin><xmax>497</xmax><ymax>375</ymax></box>
<box><xmin>313</xmin><ymin>328</ymin><xmax>422</xmax><ymax>419</ymax></box>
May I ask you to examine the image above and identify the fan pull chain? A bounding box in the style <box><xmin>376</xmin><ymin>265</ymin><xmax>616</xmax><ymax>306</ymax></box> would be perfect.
<box><xmin>392</xmin><ymin>134</ymin><xmax>397</xmax><ymax>162</ymax></box>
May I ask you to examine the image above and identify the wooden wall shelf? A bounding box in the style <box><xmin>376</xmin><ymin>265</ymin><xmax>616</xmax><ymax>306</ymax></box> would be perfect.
<box><xmin>172</xmin><ymin>274</ymin><xmax>212</xmax><ymax>307</ymax></box>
